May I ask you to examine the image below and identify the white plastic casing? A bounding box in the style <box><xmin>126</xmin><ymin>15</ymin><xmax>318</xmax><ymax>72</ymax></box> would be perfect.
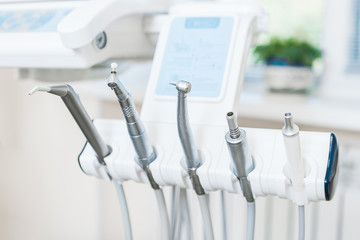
<box><xmin>78</xmin><ymin>119</ymin><xmax>332</xmax><ymax>204</ymax></box>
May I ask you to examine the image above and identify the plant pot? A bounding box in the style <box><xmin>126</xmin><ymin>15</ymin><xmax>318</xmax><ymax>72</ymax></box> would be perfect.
<box><xmin>265</xmin><ymin>65</ymin><xmax>314</xmax><ymax>92</ymax></box>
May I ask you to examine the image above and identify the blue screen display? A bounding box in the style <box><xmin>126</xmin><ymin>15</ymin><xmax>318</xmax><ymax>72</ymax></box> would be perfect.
<box><xmin>0</xmin><ymin>8</ymin><xmax>73</xmax><ymax>32</ymax></box>
<box><xmin>155</xmin><ymin>17</ymin><xmax>234</xmax><ymax>98</ymax></box>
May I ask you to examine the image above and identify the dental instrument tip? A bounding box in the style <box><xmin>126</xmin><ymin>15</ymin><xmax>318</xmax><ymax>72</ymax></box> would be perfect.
<box><xmin>169</xmin><ymin>82</ymin><xmax>176</xmax><ymax>86</ymax></box>
<box><xmin>226</xmin><ymin>112</ymin><xmax>241</xmax><ymax>139</ymax></box>
<box><xmin>111</xmin><ymin>62</ymin><xmax>118</xmax><ymax>72</ymax></box>
<box><xmin>28</xmin><ymin>86</ymin><xmax>51</xmax><ymax>95</ymax></box>
<box><xmin>284</xmin><ymin>113</ymin><xmax>294</xmax><ymax>128</ymax></box>
<box><xmin>108</xmin><ymin>63</ymin><xmax>118</xmax><ymax>85</ymax></box>
<box><xmin>173</xmin><ymin>80</ymin><xmax>192</xmax><ymax>94</ymax></box>
<box><xmin>282</xmin><ymin>112</ymin><xmax>299</xmax><ymax>137</ymax></box>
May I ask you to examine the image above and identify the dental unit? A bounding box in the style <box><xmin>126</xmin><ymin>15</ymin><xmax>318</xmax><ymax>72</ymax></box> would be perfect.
<box><xmin>24</xmin><ymin>0</ymin><xmax>340</xmax><ymax>239</ymax></box>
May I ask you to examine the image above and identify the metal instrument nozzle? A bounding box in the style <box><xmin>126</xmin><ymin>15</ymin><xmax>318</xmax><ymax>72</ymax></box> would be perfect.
<box><xmin>226</xmin><ymin>112</ymin><xmax>241</xmax><ymax>139</ymax></box>
<box><xmin>225</xmin><ymin>112</ymin><xmax>254</xmax><ymax>202</ymax></box>
<box><xmin>282</xmin><ymin>113</ymin><xmax>299</xmax><ymax>137</ymax></box>
<box><xmin>170</xmin><ymin>80</ymin><xmax>192</xmax><ymax>94</ymax></box>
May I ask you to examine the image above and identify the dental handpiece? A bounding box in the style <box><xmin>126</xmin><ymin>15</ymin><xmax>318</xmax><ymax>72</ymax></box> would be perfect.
<box><xmin>282</xmin><ymin>113</ymin><xmax>304</xmax><ymax>192</ymax></box>
<box><xmin>172</xmin><ymin>80</ymin><xmax>205</xmax><ymax>196</ymax></box>
<box><xmin>29</xmin><ymin>85</ymin><xmax>111</xmax><ymax>165</ymax></box>
<box><xmin>107</xmin><ymin>63</ymin><xmax>159</xmax><ymax>189</ymax></box>
<box><xmin>225</xmin><ymin>112</ymin><xmax>254</xmax><ymax>203</ymax></box>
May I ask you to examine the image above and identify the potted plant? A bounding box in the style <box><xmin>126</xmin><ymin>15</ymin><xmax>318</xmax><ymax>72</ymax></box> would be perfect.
<box><xmin>253</xmin><ymin>37</ymin><xmax>321</xmax><ymax>92</ymax></box>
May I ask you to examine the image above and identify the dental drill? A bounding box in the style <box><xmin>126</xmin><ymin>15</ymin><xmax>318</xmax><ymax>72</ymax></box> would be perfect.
<box><xmin>282</xmin><ymin>113</ymin><xmax>305</xmax><ymax>240</ymax></box>
<box><xmin>225</xmin><ymin>112</ymin><xmax>255</xmax><ymax>240</ymax></box>
<box><xmin>107</xmin><ymin>63</ymin><xmax>170</xmax><ymax>240</ymax></box>
<box><xmin>172</xmin><ymin>80</ymin><xmax>214</xmax><ymax>240</ymax></box>
<box><xmin>29</xmin><ymin>85</ymin><xmax>133</xmax><ymax>240</ymax></box>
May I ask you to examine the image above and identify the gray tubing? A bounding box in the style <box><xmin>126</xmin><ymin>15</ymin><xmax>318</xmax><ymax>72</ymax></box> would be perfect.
<box><xmin>246</xmin><ymin>201</ymin><xmax>256</xmax><ymax>240</ymax></box>
<box><xmin>299</xmin><ymin>205</ymin><xmax>305</xmax><ymax>240</ymax></box>
<box><xmin>114</xmin><ymin>181</ymin><xmax>133</xmax><ymax>240</ymax></box>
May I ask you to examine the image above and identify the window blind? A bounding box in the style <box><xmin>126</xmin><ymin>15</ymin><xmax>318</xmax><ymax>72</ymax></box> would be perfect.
<box><xmin>348</xmin><ymin>0</ymin><xmax>360</xmax><ymax>73</ymax></box>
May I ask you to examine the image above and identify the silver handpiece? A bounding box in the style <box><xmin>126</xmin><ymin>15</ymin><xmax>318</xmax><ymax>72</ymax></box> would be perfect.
<box><xmin>29</xmin><ymin>85</ymin><xmax>111</xmax><ymax>165</ymax></box>
<box><xmin>107</xmin><ymin>63</ymin><xmax>159</xmax><ymax>189</ymax></box>
<box><xmin>225</xmin><ymin>112</ymin><xmax>254</xmax><ymax>202</ymax></box>
<box><xmin>172</xmin><ymin>80</ymin><xmax>205</xmax><ymax>195</ymax></box>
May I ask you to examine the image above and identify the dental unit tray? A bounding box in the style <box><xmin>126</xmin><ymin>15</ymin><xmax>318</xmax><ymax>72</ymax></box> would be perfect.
<box><xmin>79</xmin><ymin>120</ymin><xmax>338</xmax><ymax>204</ymax></box>
<box><xmin>0</xmin><ymin>0</ymin><xmax>167</xmax><ymax>68</ymax></box>
<box><xmin>78</xmin><ymin>1</ymin><xmax>338</xmax><ymax>205</ymax></box>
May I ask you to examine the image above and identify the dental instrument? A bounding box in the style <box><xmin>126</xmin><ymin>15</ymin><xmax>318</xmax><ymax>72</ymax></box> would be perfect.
<box><xmin>107</xmin><ymin>63</ymin><xmax>170</xmax><ymax>240</ymax></box>
<box><xmin>225</xmin><ymin>112</ymin><xmax>255</xmax><ymax>240</ymax></box>
<box><xmin>282</xmin><ymin>113</ymin><xmax>304</xmax><ymax>240</ymax></box>
<box><xmin>29</xmin><ymin>85</ymin><xmax>110</xmax><ymax>164</ymax></box>
<box><xmin>172</xmin><ymin>80</ymin><xmax>214</xmax><ymax>240</ymax></box>
<box><xmin>29</xmin><ymin>84</ymin><xmax>133</xmax><ymax>240</ymax></box>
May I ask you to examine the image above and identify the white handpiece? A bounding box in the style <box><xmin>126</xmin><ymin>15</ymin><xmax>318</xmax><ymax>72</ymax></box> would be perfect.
<box><xmin>282</xmin><ymin>113</ymin><xmax>305</xmax><ymax>192</ymax></box>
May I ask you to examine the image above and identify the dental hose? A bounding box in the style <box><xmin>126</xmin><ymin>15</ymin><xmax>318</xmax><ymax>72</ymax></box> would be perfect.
<box><xmin>155</xmin><ymin>188</ymin><xmax>171</xmax><ymax>240</ymax></box>
<box><xmin>114</xmin><ymin>181</ymin><xmax>133</xmax><ymax>240</ymax></box>
<box><xmin>180</xmin><ymin>188</ymin><xmax>192</xmax><ymax>240</ymax></box>
<box><xmin>198</xmin><ymin>194</ymin><xmax>214</xmax><ymax>240</ymax></box>
<box><xmin>171</xmin><ymin>187</ymin><xmax>192</xmax><ymax>240</ymax></box>
<box><xmin>220</xmin><ymin>191</ymin><xmax>227</xmax><ymax>240</ymax></box>
<box><xmin>108</xmin><ymin>63</ymin><xmax>170</xmax><ymax>240</ymax></box>
<box><xmin>29</xmin><ymin>84</ymin><xmax>133</xmax><ymax>240</ymax></box>
<box><xmin>225</xmin><ymin>112</ymin><xmax>256</xmax><ymax>240</ymax></box>
<box><xmin>246</xmin><ymin>202</ymin><xmax>256</xmax><ymax>240</ymax></box>
<box><xmin>298</xmin><ymin>205</ymin><xmax>305</xmax><ymax>240</ymax></box>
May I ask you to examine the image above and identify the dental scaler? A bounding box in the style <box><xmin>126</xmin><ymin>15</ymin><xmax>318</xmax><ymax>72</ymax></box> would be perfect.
<box><xmin>282</xmin><ymin>113</ymin><xmax>305</xmax><ymax>240</ymax></box>
<box><xmin>29</xmin><ymin>84</ymin><xmax>133</xmax><ymax>240</ymax></box>
<box><xmin>29</xmin><ymin>85</ymin><xmax>111</xmax><ymax>164</ymax></box>
<box><xmin>225</xmin><ymin>112</ymin><xmax>255</xmax><ymax>240</ymax></box>
<box><xmin>172</xmin><ymin>80</ymin><xmax>214</xmax><ymax>240</ymax></box>
<box><xmin>282</xmin><ymin>113</ymin><xmax>305</xmax><ymax>193</ymax></box>
<box><xmin>107</xmin><ymin>63</ymin><xmax>170</xmax><ymax>240</ymax></box>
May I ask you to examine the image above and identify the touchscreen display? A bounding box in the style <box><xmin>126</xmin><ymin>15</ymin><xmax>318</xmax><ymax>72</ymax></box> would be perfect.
<box><xmin>155</xmin><ymin>17</ymin><xmax>234</xmax><ymax>98</ymax></box>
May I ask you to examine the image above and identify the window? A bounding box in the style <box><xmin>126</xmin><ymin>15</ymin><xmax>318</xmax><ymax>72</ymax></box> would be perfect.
<box><xmin>347</xmin><ymin>0</ymin><xmax>360</xmax><ymax>73</ymax></box>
